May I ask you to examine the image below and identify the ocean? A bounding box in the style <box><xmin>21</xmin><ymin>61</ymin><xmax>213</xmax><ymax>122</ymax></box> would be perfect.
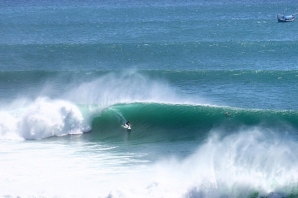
<box><xmin>1</xmin><ymin>0</ymin><xmax>298</xmax><ymax>197</ymax></box>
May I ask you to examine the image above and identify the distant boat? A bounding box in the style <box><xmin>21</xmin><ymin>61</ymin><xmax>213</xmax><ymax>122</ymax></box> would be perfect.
<box><xmin>277</xmin><ymin>13</ymin><xmax>296</xmax><ymax>22</ymax></box>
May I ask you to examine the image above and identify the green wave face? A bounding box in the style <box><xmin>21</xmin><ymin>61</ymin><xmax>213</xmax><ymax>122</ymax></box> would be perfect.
<box><xmin>88</xmin><ymin>102</ymin><xmax>298</xmax><ymax>143</ymax></box>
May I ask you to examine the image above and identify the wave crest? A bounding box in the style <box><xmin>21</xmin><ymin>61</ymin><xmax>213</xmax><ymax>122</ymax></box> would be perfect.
<box><xmin>0</xmin><ymin>97</ymin><xmax>88</xmax><ymax>140</ymax></box>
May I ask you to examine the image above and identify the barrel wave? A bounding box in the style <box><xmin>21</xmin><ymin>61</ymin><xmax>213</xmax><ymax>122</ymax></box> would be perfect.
<box><xmin>88</xmin><ymin>102</ymin><xmax>298</xmax><ymax>142</ymax></box>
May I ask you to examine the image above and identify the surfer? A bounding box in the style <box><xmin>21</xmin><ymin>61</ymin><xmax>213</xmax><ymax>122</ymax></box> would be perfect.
<box><xmin>125</xmin><ymin>121</ymin><xmax>131</xmax><ymax>130</ymax></box>
<box><xmin>225</xmin><ymin>112</ymin><xmax>230</xmax><ymax>116</ymax></box>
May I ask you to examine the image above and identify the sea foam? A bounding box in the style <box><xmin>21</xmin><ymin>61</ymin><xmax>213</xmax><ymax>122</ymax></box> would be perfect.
<box><xmin>0</xmin><ymin>97</ymin><xmax>86</xmax><ymax>140</ymax></box>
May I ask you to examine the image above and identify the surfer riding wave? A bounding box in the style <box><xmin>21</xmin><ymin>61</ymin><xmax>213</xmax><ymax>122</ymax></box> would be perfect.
<box><xmin>124</xmin><ymin>121</ymin><xmax>131</xmax><ymax>130</ymax></box>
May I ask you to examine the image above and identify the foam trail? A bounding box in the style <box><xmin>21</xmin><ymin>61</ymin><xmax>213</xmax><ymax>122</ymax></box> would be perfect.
<box><xmin>0</xmin><ymin>97</ymin><xmax>88</xmax><ymax>140</ymax></box>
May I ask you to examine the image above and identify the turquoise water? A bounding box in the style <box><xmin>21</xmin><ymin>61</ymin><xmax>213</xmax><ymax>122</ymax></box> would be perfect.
<box><xmin>1</xmin><ymin>0</ymin><xmax>298</xmax><ymax>197</ymax></box>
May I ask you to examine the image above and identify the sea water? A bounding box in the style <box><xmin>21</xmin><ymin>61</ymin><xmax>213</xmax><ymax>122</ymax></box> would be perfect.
<box><xmin>1</xmin><ymin>0</ymin><xmax>298</xmax><ymax>197</ymax></box>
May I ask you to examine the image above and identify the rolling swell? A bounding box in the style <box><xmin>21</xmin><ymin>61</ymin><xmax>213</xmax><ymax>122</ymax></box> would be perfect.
<box><xmin>89</xmin><ymin>102</ymin><xmax>298</xmax><ymax>142</ymax></box>
<box><xmin>2</xmin><ymin>41</ymin><xmax>298</xmax><ymax>71</ymax></box>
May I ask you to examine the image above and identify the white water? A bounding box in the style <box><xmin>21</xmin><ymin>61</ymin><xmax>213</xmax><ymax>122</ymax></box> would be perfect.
<box><xmin>1</xmin><ymin>128</ymin><xmax>298</xmax><ymax>198</ymax></box>
<box><xmin>0</xmin><ymin>97</ymin><xmax>87</xmax><ymax>140</ymax></box>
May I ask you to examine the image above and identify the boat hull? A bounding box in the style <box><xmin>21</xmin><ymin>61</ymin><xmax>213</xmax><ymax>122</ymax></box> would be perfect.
<box><xmin>277</xmin><ymin>14</ymin><xmax>295</xmax><ymax>22</ymax></box>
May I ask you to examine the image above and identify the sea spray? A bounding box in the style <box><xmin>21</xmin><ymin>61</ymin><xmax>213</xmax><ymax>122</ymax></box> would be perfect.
<box><xmin>0</xmin><ymin>97</ymin><xmax>88</xmax><ymax>140</ymax></box>
<box><xmin>63</xmin><ymin>71</ymin><xmax>185</xmax><ymax>109</ymax></box>
<box><xmin>147</xmin><ymin>128</ymin><xmax>298</xmax><ymax>198</ymax></box>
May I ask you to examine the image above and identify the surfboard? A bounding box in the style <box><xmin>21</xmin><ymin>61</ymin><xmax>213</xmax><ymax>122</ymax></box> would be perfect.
<box><xmin>122</xmin><ymin>124</ymin><xmax>131</xmax><ymax>130</ymax></box>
